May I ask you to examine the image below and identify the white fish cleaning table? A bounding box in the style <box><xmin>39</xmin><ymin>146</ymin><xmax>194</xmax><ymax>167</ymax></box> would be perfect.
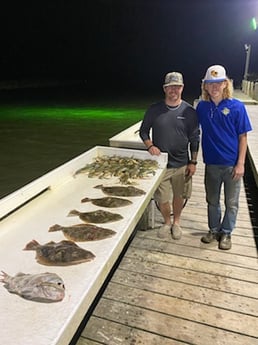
<box><xmin>0</xmin><ymin>146</ymin><xmax>167</xmax><ymax>345</ymax></box>
<box><xmin>109</xmin><ymin>120</ymin><xmax>146</xmax><ymax>150</ymax></box>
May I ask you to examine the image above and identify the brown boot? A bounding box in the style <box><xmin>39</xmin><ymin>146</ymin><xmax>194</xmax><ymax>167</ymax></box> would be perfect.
<box><xmin>219</xmin><ymin>234</ymin><xmax>232</xmax><ymax>250</ymax></box>
<box><xmin>201</xmin><ymin>231</ymin><xmax>218</xmax><ymax>243</ymax></box>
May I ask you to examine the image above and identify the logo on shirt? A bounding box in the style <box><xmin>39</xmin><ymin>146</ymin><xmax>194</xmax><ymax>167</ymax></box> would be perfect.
<box><xmin>222</xmin><ymin>107</ymin><xmax>230</xmax><ymax>116</ymax></box>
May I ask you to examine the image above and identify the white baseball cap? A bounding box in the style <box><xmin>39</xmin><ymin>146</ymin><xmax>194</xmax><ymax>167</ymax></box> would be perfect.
<box><xmin>203</xmin><ymin>65</ymin><xmax>227</xmax><ymax>83</ymax></box>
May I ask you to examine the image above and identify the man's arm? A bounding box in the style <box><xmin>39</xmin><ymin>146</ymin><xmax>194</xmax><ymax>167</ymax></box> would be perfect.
<box><xmin>233</xmin><ymin>133</ymin><xmax>248</xmax><ymax>180</ymax></box>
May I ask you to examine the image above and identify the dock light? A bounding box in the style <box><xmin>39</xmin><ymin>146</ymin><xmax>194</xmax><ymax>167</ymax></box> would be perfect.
<box><xmin>251</xmin><ymin>17</ymin><xmax>257</xmax><ymax>30</ymax></box>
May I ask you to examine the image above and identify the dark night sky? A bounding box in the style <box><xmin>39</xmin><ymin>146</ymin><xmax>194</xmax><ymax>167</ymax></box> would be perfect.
<box><xmin>1</xmin><ymin>0</ymin><xmax>258</xmax><ymax>97</ymax></box>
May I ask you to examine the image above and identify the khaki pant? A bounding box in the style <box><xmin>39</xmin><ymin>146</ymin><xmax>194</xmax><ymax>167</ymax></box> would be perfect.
<box><xmin>154</xmin><ymin>166</ymin><xmax>192</xmax><ymax>203</ymax></box>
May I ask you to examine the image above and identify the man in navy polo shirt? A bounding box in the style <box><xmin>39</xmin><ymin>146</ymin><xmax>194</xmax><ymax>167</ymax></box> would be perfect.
<box><xmin>140</xmin><ymin>71</ymin><xmax>200</xmax><ymax>240</ymax></box>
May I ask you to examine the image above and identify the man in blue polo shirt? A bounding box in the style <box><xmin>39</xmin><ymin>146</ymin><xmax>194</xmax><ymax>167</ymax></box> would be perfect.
<box><xmin>196</xmin><ymin>65</ymin><xmax>252</xmax><ymax>250</ymax></box>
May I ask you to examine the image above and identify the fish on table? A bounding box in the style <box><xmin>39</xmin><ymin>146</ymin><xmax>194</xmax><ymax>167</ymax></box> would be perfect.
<box><xmin>23</xmin><ymin>239</ymin><xmax>95</xmax><ymax>266</ymax></box>
<box><xmin>49</xmin><ymin>223</ymin><xmax>116</xmax><ymax>242</ymax></box>
<box><xmin>74</xmin><ymin>155</ymin><xmax>158</xmax><ymax>184</ymax></box>
<box><xmin>81</xmin><ymin>196</ymin><xmax>132</xmax><ymax>208</ymax></box>
<box><xmin>94</xmin><ymin>184</ymin><xmax>146</xmax><ymax>197</ymax></box>
<box><xmin>67</xmin><ymin>209</ymin><xmax>123</xmax><ymax>223</ymax></box>
<box><xmin>0</xmin><ymin>271</ymin><xmax>65</xmax><ymax>303</ymax></box>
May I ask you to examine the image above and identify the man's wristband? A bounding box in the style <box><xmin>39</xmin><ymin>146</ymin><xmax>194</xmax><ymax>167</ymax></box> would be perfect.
<box><xmin>147</xmin><ymin>145</ymin><xmax>154</xmax><ymax>151</ymax></box>
<box><xmin>189</xmin><ymin>160</ymin><xmax>197</xmax><ymax>165</ymax></box>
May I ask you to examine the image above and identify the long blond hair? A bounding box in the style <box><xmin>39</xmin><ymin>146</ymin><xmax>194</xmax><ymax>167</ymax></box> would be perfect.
<box><xmin>201</xmin><ymin>78</ymin><xmax>233</xmax><ymax>101</ymax></box>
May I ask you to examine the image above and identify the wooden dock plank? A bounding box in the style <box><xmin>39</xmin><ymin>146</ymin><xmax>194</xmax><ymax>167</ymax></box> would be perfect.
<box><xmin>125</xmin><ymin>246</ymin><xmax>258</xmax><ymax>284</ymax></box>
<box><xmin>111</xmin><ymin>269</ymin><xmax>258</xmax><ymax>316</ymax></box>
<box><xmin>130</xmin><ymin>236</ymin><xmax>257</xmax><ymax>271</ymax></box>
<box><xmin>101</xmin><ymin>282</ymin><xmax>258</xmax><ymax>337</ymax></box>
<box><xmin>161</xmin><ymin>231</ymin><xmax>257</xmax><ymax>257</ymax></box>
<box><xmin>88</xmin><ymin>299</ymin><xmax>258</xmax><ymax>345</ymax></box>
<box><xmin>76</xmin><ymin>338</ymin><xmax>99</xmax><ymax>345</ymax></box>
<box><xmin>118</xmin><ymin>256</ymin><xmax>258</xmax><ymax>299</ymax></box>
<box><xmin>79</xmin><ymin>317</ymin><xmax>184</xmax><ymax>345</ymax></box>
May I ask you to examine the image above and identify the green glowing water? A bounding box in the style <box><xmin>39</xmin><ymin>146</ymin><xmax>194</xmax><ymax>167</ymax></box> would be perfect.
<box><xmin>0</xmin><ymin>95</ymin><xmax>147</xmax><ymax>198</ymax></box>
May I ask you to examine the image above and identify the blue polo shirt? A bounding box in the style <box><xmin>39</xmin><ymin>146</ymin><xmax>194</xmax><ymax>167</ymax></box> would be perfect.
<box><xmin>196</xmin><ymin>98</ymin><xmax>252</xmax><ymax>165</ymax></box>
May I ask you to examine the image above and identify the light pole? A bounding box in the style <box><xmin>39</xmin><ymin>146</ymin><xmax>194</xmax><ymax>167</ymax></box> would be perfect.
<box><xmin>244</xmin><ymin>17</ymin><xmax>258</xmax><ymax>80</ymax></box>
<box><xmin>244</xmin><ymin>44</ymin><xmax>251</xmax><ymax>80</ymax></box>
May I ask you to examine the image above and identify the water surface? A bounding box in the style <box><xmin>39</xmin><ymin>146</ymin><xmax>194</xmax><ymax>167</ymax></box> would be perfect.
<box><xmin>0</xmin><ymin>85</ymin><xmax>151</xmax><ymax>198</ymax></box>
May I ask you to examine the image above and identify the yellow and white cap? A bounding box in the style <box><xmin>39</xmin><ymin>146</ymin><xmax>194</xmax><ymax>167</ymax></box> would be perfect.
<box><xmin>203</xmin><ymin>65</ymin><xmax>227</xmax><ymax>83</ymax></box>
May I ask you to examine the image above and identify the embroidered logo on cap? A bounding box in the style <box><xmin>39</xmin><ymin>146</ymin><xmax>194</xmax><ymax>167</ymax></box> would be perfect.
<box><xmin>211</xmin><ymin>70</ymin><xmax>219</xmax><ymax>77</ymax></box>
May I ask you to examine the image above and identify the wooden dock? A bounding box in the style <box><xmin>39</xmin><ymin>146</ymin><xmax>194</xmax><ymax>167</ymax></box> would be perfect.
<box><xmin>73</xmin><ymin>92</ymin><xmax>258</xmax><ymax>345</ymax></box>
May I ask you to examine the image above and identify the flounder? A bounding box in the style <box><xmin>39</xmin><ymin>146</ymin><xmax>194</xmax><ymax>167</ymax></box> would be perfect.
<box><xmin>68</xmin><ymin>209</ymin><xmax>123</xmax><ymax>223</ymax></box>
<box><xmin>94</xmin><ymin>184</ymin><xmax>146</xmax><ymax>197</ymax></box>
<box><xmin>81</xmin><ymin>196</ymin><xmax>132</xmax><ymax>208</ymax></box>
<box><xmin>49</xmin><ymin>223</ymin><xmax>116</xmax><ymax>241</ymax></box>
<box><xmin>23</xmin><ymin>239</ymin><xmax>95</xmax><ymax>266</ymax></box>
<box><xmin>0</xmin><ymin>271</ymin><xmax>65</xmax><ymax>303</ymax></box>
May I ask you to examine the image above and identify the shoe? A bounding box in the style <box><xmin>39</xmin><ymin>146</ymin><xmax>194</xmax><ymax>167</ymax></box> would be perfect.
<box><xmin>219</xmin><ymin>234</ymin><xmax>232</xmax><ymax>250</ymax></box>
<box><xmin>201</xmin><ymin>231</ymin><xmax>218</xmax><ymax>243</ymax></box>
<box><xmin>171</xmin><ymin>224</ymin><xmax>182</xmax><ymax>240</ymax></box>
<box><xmin>157</xmin><ymin>224</ymin><xmax>171</xmax><ymax>238</ymax></box>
